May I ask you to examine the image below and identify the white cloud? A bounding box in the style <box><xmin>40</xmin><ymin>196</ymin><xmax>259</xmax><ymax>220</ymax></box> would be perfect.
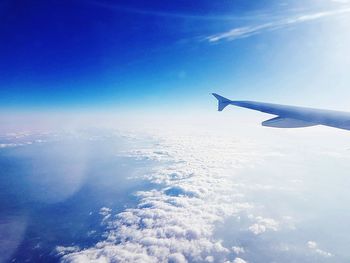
<box><xmin>2</xmin><ymin>129</ymin><xmax>348</xmax><ymax>262</ymax></box>
<box><xmin>99</xmin><ymin>207</ymin><xmax>112</xmax><ymax>223</ymax></box>
<box><xmin>232</xmin><ymin>246</ymin><xmax>245</xmax><ymax>255</ymax></box>
<box><xmin>233</xmin><ymin>257</ymin><xmax>248</xmax><ymax>263</ymax></box>
<box><xmin>59</xmin><ymin>130</ymin><xmax>328</xmax><ymax>262</ymax></box>
<box><xmin>307</xmin><ymin>241</ymin><xmax>317</xmax><ymax>249</ymax></box>
<box><xmin>99</xmin><ymin>207</ymin><xmax>112</xmax><ymax>217</ymax></box>
<box><xmin>248</xmin><ymin>216</ymin><xmax>279</xmax><ymax>235</ymax></box>
<box><xmin>60</xmin><ymin>133</ymin><xmax>267</xmax><ymax>262</ymax></box>
<box><xmin>207</xmin><ymin>7</ymin><xmax>350</xmax><ymax>42</ymax></box>
<box><xmin>168</xmin><ymin>253</ymin><xmax>188</xmax><ymax>263</ymax></box>
<box><xmin>307</xmin><ymin>241</ymin><xmax>333</xmax><ymax>257</ymax></box>
<box><xmin>0</xmin><ymin>143</ymin><xmax>18</xmax><ymax>148</ymax></box>
<box><xmin>0</xmin><ymin>142</ymin><xmax>38</xmax><ymax>148</ymax></box>
<box><xmin>56</xmin><ymin>246</ymin><xmax>80</xmax><ymax>256</ymax></box>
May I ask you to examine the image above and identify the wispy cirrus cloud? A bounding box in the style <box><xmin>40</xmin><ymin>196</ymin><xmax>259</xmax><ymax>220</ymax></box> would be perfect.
<box><xmin>207</xmin><ymin>7</ymin><xmax>350</xmax><ymax>42</ymax></box>
<box><xmin>87</xmin><ymin>0</ymin><xmax>260</xmax><ymax>21</ymax></box>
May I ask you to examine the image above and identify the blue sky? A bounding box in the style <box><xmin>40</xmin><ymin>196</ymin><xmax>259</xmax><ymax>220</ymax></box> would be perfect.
<box><xmin>1</xmin><ymin>0</ymin><xmax>350</xmax><ymax>112</ymax></box>
<box><xmin>2</xmin><ymin>3</ymin><xmax>350</xmax><ymax>261</ymax></box>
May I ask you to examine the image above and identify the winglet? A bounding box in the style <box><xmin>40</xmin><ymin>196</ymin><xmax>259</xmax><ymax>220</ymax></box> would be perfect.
<box><xmin>212</xmin><ymin>93</ymin><xmax>231</xmax><ymax>111</ymax></box>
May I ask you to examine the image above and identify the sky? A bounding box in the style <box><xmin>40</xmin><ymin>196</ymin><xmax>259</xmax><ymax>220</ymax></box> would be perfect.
<box><xmin>2</xmin><ymin>2</ymin><xmax>350</xmax><ymax>262</ymax></box>
<box><xmin>1</xmin><ymin>0</ymin><xmax>350</xmax><ymax>115</ymax></box>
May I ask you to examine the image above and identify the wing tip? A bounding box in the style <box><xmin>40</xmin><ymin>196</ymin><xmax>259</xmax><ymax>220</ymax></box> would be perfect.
<box><xmin>212</xmin><ymin>93</ymin><xmax>231</xmax><ymax>111</ymax></box>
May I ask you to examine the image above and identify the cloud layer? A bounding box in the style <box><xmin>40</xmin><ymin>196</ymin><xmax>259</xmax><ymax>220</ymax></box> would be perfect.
<box><xmin>58</xmin><ymin>128</ymin><xmax>348</xmax><ymax>262</ymax></box>
<box><xmin>60</xmin><ymin>133</ymin><xmax>269</xmax><ymax>262</ymax></box>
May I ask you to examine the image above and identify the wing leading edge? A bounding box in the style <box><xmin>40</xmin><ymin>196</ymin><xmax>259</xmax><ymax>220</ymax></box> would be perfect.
<box><xmin>212</xmin><ymin>93</ymin><xmax>350</xmax><ymax>131</ymax></box>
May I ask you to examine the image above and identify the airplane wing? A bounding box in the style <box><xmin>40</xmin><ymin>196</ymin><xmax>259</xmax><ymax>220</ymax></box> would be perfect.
<box><xmin>212</xmin><ymin>93</ymin><xmax>350</xmax><ymax>131</ymax></box>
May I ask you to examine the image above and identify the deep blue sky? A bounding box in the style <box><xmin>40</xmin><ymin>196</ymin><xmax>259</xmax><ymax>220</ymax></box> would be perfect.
<box><xmin>1</xmin><ymin>0</ymin><xmax>350</xmax><ymax>111</ymax></box>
